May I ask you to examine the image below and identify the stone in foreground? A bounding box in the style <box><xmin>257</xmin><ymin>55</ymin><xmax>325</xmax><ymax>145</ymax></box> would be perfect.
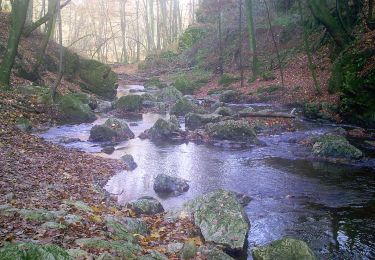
<box><xmin>89</xmin><ymin>118</ymin><xmax>135</xmax><ymax>142</ymax></box>
<box><xmin>125</xmin><ymin>196</ymin><xmax>164</xmax><ymax>215</ymax></box>
<box><xmin>205</xmin><ymin>120</ymin><xmax>257</xmax><ymax>143</ymax></box>
<box><xmin>252</xmin><ymin>237</ymin><xmax>316</xmax><ymax>260</ymax></box>
<box><xmin>121</xmin><ymin>154</ymin><xmax>138</xmax><ymax>170</ymax></box>
<box><xmin>185</xmin><ymin>190</ymin><xmax>249</xmax><ymax>251</ymax></box>
<box><xmin>153</xmin><ymin>174</ymin><xmax>189</xmax><ymax>196</ymax></box>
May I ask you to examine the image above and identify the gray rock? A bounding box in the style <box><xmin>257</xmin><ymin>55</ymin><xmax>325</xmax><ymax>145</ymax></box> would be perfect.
<box><xmin>95</xmin><ymin>100</ymin><xmax>113</xmax><ymax>113</ymax></box>
<box><xmin>125</xmin><ymin>197</ymin><xmax>164</xmax><ymax>215</ymax></box>
<box><xmin>121</xmin><ymin>154</ymin><xmax>138</xmax><ymax>170</ymax></box>
<box><xmin>170</xmin><ymin>98</ymin><xmax>198</xmax><ymax>116</ymax></box>
<box><xmin>198</xmin><ymin>245</ymin><xmax>235</xmax><ymax>260</ymax></box>
<box><xmin>157</xmin><ymin>86</ymin><xmax>183</xmax><ymax>103</ymax></box>
<box><xmin>205</xmin><ymin>120</ymin><xmax>257</xmax><ymax>143</ymax></box>
<box><xmin>105</xmin><ymin>215</ymin><xmax>149</xmax><ymax>240</ymax></box>
<box><xmin>102</xmin><ymin>146</ymin><xmax>115</xmax><ymax>154</ymax></box>
<box><xmin>143</xmin><ymin>116</ymin><xmax>180</xmax><ymax>140</ymax></box>
<box><xmin>166</xmin><ymin>242</ymin><xmax>184</xmax><ymax>254</ymax></box>
<box><xmin>219</xmin><ymin>90</ymin><xmax>239</xmax><ymax>103</ymax></box>
<box><xmin>89</xmin><ymin>118</ymin><xmax>135</xmax><ymax>142</ymax></box>
<box><xmin>184</xmin><ymin>190</ymin><xmax>249</xmax><ymax>251</ymax></box>
<box><xmin>252</xmin><ymin>237</ymin><xmax>316</xmax><ymax>260</ymax></box>
<box><xmin>138</xmin><ymin>250</ymin><xmax>168</xmax><ymax>260</ymax></box>
<box><xmin>59</xmin><ymin>136</ymin><xmax>81</xmax><ymax>144</ymax></box>
<box><xmin>181</xmin><ymin>241</ymin><xmax>197</xmax><ymax>260</ymax></box>
<box><xmin>153</xmin><ymin>174</ymin><xmax>189</xmax><ymax>195</ymax></box>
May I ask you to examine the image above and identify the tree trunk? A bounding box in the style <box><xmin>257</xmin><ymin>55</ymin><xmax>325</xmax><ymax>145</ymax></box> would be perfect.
<box><xmin>120</xmin><ymin>0</ymin><xmax>128</xmax><ymax>63</ymax></box>
<box><xmin>298</xmin><ymin>0</ymin><xmax>321</xmax><ymax>94</ymax></box>
<box><xmin>26</xmin><ymin>0</ymin><xmax>33</xmax><ymax>25</ymax></box>
<box><xmin>156</xmin><ymin>0</ymin><xmax>161</xmax><ymax>50</ymax></box>
<box><xmin>307</xmin><ymin>0</ymin><xmax>350</xmax><ymax>49</ymax></box>
<box><xmin>264</xmin><ymin>0</ymin><xmax>284</xmax><ymax>87</ymax></box>
<box><xmin>52</xmin><ymin>0</ymin><xmax>63</xmax><ymax>100</ymax></box>
<box><xmin>217</xmin><ymin>9</ymin><xmax>223</xmax><ymax>75</ymax></box>
<box><xmin>136</xmin><ymin>0</ymin><xmax>140</xmax><ymax>61</ymax></box>
<box><xmin>239</xmin><ymin>0</ymin><xmax>244</xmax><ymax>88</ymax></box>
<box><xmin>245</xmin><ymin>0</ymin><xmax>258</xmax><ymax>79</ymax></box>
<box><xmin>0</xmin><ymin>0</ymin><xmax>30</xmax><ymax>89</ymax></box>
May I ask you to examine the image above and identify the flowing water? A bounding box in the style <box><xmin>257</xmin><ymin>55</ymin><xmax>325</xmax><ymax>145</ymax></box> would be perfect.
<box><xmin>38</xmin><ymin>84</ymin><xmax>375</xmax><ymax>259</ymax></box>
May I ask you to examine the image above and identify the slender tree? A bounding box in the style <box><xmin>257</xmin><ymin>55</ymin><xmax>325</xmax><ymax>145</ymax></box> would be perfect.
<box><xmin>239</xmin><ymin>0</ymin><xmax>244</xmax><ymax>88</ymax></box>
<box><xmin>0</xmin><ymin>0</ymin><xmax>30</xmax><ymax>89</ymax></box>
<box><xmin>245</xmin><ymin>0</ymin><xmax>258</xmax><ymax>79</ymax></box>
<box><xmin>264</xmin><ymin>0</ymin><xmax>284</xmax><ymax>87</ymax></box>
<box><xmin>52</xmin><ymin>0</ymin><xmax>63</xmax><ymax>99</ymax></box>
<box><xmin>298</xmin><ymin>0</ymin><xmax>321</xmax><ymax>94</ymax></box>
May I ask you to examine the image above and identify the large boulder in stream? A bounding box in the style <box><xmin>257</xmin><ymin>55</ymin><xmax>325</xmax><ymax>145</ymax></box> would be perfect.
<box><xmin>89</xmin><ymin>118</ymin><xmax>135</xmax><ymax>142</ymax></box>
<box><xmin>57</xmin><ymin>93</ymin><xmax>96</xmax><ymax>124</ymax></box>
<box><xmin>183</xmin><ymin>190</ymin><xmax>249</xmax><ymax>252</ymax></box>
<box><xmin>252</xmin><ymin>237</ymin><xmax>316</xmax><ymax>260</ymax></box>
<box><xmin>185</xmin><ymin>113</ymin><xmax>222</xmax><ymax>130</ymax></box>
<box><xmin>115</xmin><ymin>95</ymin><xmax>144</xmax><ymax>112</ymax></box>
<box><xmin>121</xmin><ymin>154</ymin><xmax>138</xmax><ymax>170</ymax></box>
<box><xmin>312</xmin><ymin>134</ymin><xmax>363</xmax><ymax>160</ymax></box>
<box><xmin>125</xmin><ymin>196</ymin><xmax>164</xmax><ymax>215</ymax></box>
<box><xmin>157</xmin><ymin>86</ymin><xmax>183</xmax><ymax>103</ymax></box>
<box><xmin>142</xmin><ymin>116</ymin><xmax>180</xmax><ymax>140</ymax></box>
<box><xmin>170</xmin><ymin>97</ymin><xmax>198</xmax><ymax>116</ymax></box>
<box><xmin>205</xmin><ymin>120</ymin><xmax>257</xmax><ymax>143</ymax></box>
<box><xmin>153</xmin><ymin>174</ymin><xmax>189</xmax><ymax>195</ymax></box>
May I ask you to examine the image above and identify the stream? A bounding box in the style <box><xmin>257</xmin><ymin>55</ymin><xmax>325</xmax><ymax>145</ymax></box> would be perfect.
<box><xmin>39</xmin><ymin>84</ymin><xmax>375</xmax><ymax>259</ymax></box>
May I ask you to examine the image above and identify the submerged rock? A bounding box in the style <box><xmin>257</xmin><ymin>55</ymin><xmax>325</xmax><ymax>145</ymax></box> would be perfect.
<box><xmin>205</xmin><ymin>120</ymin><xmax>257</xmax><ymax>143</ymax></box>
<box><xmin>153</xmin><ymin>174</ymin><xmax>189</xmax><ymax>195</ymax></box>
<box><xmin>184</xmin><ymin>190</ymin><xmax>249</xmax><ymax>251</ymax></box>
<box><xmin>0</xmin><ymin>242</ymin><xmax>71</xmax><ymax>259</ymax></box>
<box><xmin>252</xmin><ymin>237</ymin><xmax>316</xmax><ymax>260</ymax></box>
<box><xmin>89</xmin><ymin>118</ymin><xmax>135</xmax><ymax>142</ymax></box>
<box><xmin>121</xmin><ymin>154</ymin><xmax>138</xmax><ymax>170</ymax></box>
<box><xmin>142</xmin><ymin>116</ymin><xmax>180</xmax><ymax>140</ymax></box>
<box><xmin>185</xmin><ymin>113</ymin><xmax>222</xmax><ymax>130</ymax></box>
<box><xmin>102</xmin><ymin>146</ymin><xmax>115</xmax><ymax>154</ymax></box>
<box><xmin>312</xmin><ymin>134</ymin><xmax>363</xmax><ymax>160</ymax></box>
<box><xmin>125</xmin><ymin>196</ymin><xmax>164</xmax><ymax>215</ymax></box>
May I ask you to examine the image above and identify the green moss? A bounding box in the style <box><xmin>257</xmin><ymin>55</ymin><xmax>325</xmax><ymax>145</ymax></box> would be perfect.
<box><xmin>64</xmin><ymin>49</ymin><xmax>79</xmax><ymax>80</ymax></box>
<box><xmin>219</xmin><ymin>74</ymin><xmax>240</xmax><ymax>86</ymax></box>
<box><xmin>205</xmin><ymin>120</ymin><xmax>257</xmax><ymax>142</ymax></box>
<box><xmin>329</xmin><ymin>40</ymin><xmax>375</xmax><ymax>127</ymax></box>
<box><xmin>116</xmin><ymin>95</ymin><xmax>144</xmax><ymax>112</ymax></box>
<box><xmin>79</xmin><ymin>59</ymin><xmax>118</xmax><ymax>100</ymax></box>
<box><xmin>170</xmin><ymin>98</ymin><xmax>197</xmax><ymax>116</ymax></box>
<box><xmin>57</xmin><ymin>94</ymin><xmax>96</xmax><ymax>124</ymax></box>
<box><xmin>0</xmin><ymin>242</ymin><xmax>71</xmax><ymax>260</ymax></box>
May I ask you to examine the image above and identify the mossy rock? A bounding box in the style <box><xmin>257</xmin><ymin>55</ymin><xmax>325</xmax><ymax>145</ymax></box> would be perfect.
<box><xmin>252</xmin><ymin>237</ymin><xmax>316</xmax><ymax>260</ymax></box>
<box><xmin>125</xmin><ymin>197</ymin><xmax>164</xmax><ymax>215</ymax></box>
<box><xmin>205</xmin><ymin>120</ymin><xmax>257</xmax><ymax>142</ymax></box>
<box><xmin>184</xmin><ymin>190</ymin><xmax>249</xmax><ymax>251</ymax></box>
<box><xmin>63</xmin><ymin>200</ymin><xmax>93</xmax><ymax>212</ymax></box>
<box><xmin>57</xmin><ymin>94</ymin><xmax>96</xmax><ymax>124</ymax></box>
<box><xmin>312</xmin><ymin>134</ymin><xmax>363</xmax><ymax>160</ymax></box>
<box><xmin>146</xmin><ymin>117</ymin><xmax>180</xmax><ymax>140</ymax></box>
<box><xmin>185</xmin><ymin>113</ymin><xmax>222</xmax><ymax>130</ymax></box>
<box><xmin>157</xmin><ymin>86</ymin><xmax>183</xmax><ymax>103</ymax></box>
<box><xmin>89</xmin><ymin>118</ymin><xmax>135</xmax><ymax>142</ymax></box>
<box><xmin>105</xmin><ymin>216</ymin><xmax>149</xmax><ymax>241</ymax></box>
<box><xmin>257</xmin><ymin>85</ymin><xmax>283</xmax><ymax>94</ymax></box>
<box><xmin>79</xmin><ymin>59</ymin><xmax>118</xmax><ymax>100</ymax></box>
<box><xmin>75</xmin><ymin>238</ymin><xmax>141</xmax><ymax>258</ymax></box>
<box><xmin>329</xmin><ymin>37</ymin><xmax>375</xmax><ymax>127</ymax></box>
<box><xmin>116</xmin><ymin>95</ymin><xmax>144</xmax><ymax>112</ymax></box>
<box><xmin>16</xmin><ymin>118</ymin><xmax>32</xmax><ymax>132</ymax></box>
<box><xmin>170</xmin><ymin>98</ymin><xmax>198</xmax><ymax>116</ymax></box>
<box><xmin>0</xmin><ymin>242</ymin><xmax>71</xmax><ymax>259</ymax></box>
<box><xmin>214</xmin><ymin>106</ymin><xmax>234</xmax><ymax>116</ymax></box>
<box><xmin>219</xmin><ymin>90</ymin><xmax>240</xmax><ymax>103</ymax></box>
<box><xmin>18</xmin><ymin>208</ymin><xmax>62</xmax><ymax>222</ymax></box>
